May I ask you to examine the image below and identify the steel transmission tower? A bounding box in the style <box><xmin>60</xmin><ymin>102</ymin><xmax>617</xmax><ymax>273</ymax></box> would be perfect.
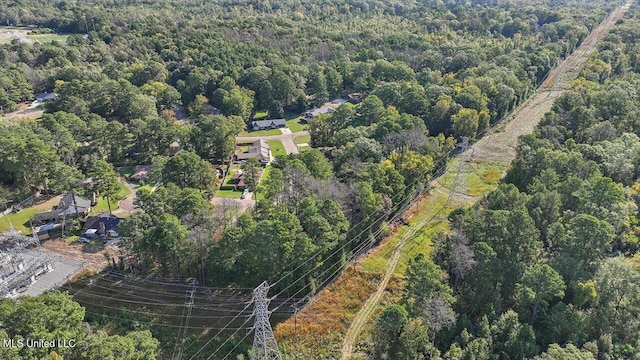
<box><xmin>447</xmin><ymin>137</ymin><xmax>471</xmax><ymax>208</ymax></box>
<box><xmin>251</xmin><ymin>282</ymin><xmax>282</xmax><ymax>360</ymax></box>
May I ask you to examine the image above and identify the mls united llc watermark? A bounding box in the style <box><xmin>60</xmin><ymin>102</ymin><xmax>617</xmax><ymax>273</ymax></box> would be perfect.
<box><xmin>2</xmin><ymin>338</ymin><xmax>76</xmax><ymax>348</ymax></box>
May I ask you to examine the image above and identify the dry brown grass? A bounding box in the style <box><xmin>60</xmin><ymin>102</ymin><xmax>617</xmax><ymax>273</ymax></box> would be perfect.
<box><xmin>275</xmin><ymin>267</ymin><xmax>382</xmax><ymax>359</ymax></box>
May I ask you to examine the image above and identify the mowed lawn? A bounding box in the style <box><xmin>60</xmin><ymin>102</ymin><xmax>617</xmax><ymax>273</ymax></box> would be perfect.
<box><xmin>29</xmin><ymin>34</ymin><xmax>69</xmax><ymax>43</ymax></box>
<box><xmin>286</xmin><ymin>118</ymin><xmax>308</xmax><ymax>133</ymax></box>
<box><xmin>268</xmin><ymin>140</ymin><xmax>286</xmax><ymax>156</ymax></box>
<box><xmin>0</xmin><ymin>181</ymin><xmax>132</xmax><ymax>234</ymax></box>
<box><xmin>0</xmin><ymin>196</ymin><xmax>62</xmax><ymax>234</ymax></box>
<box><xmin>214</xmin><ymin>189</ymin><xmax>242</xmax><ymax>199</ymax></box>
<box><xmin>0</xmin><ymin>27</ymin><xmax>69</xmax><ymax>44</ymax></box>
<box><xmin>293</xmin><ymin>134</ymin><xmax>311</xmax><ymax>144</ymax></box>
<box><xmin>240</xmin><ymin>127</ymin><xmax>282</xmax><ymax>136</ymax></box>
<box><xmin>90</xmin><ymin>182</ymin><xmax>132</xmax><ymax>215</ymax></box>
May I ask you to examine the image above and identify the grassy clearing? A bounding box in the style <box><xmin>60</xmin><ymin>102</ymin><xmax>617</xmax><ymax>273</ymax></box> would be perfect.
<box><xmin>214</xmin><ymin>189</ymin><xmax>242</xmax><ymax>199</ymax></box>
<box><xmin>253</xmin><ymin>110</ymin><xmax>268</xmax><ymax>119</ymax></box>
<box><xmin>137</xmin><ymin>184</ymin><xmax>154</xmax><ymax>192</ymax></box>
<box><xmin>287</xmin><ymin>118</ymin><xmax>308</xmax><ymax>132</ymax></box>
<box><xmin>437</xmin><ymin>159</ymin><xmax>506</xmax><ymax>197</ymax></box>
<box><xmin>0</xmin><ymin>27</ymin><xmax>69</xmax><ymax>44</ymax></box>
<box><xmin>293</xmin><ymin>134</ymin><xmax>311</xmax><ymax>144</ymax></box>
<box><xmin>268</xmin><ymin>139</ymin><xmax>286</xmax><ymax>156</ymax></box>
<box><xmin>0</xmin><ymin>196</ymin><xmax>62</xmax><ymax>233</ymax></box>
<box><xmin>360</xmin><ymin>190</ymin><xmax>452</xmax><ymax>275</ymax></box>
<box><xmin>222</xmin><ymin>164</ymin><xmax>242</xmax><ymax>187</ymax></box>
<box><xmin>260</xmin><ymin>165</ymin><xmax>272</xmax><ymax>183</ymax></box>
<box><xmin>255</xmin><ymin>165</ymin><xmax>272</xmax><ymax>201</ymax></box>
<box><xmin>29</xmin><ymin>34</ymin><xmax>69</xmax><ymax>43</ymax></box>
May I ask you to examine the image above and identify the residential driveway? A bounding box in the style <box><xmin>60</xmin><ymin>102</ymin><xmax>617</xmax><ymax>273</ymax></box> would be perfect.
<box><xmin>281</xmin><ymin>134</ymin><xmax>298</xmax><ymax>155</ymax></box>
<box><xmin>236</xmin><ymin>131</ymin><xmax>307</xmax><ymax>156</ymax></box>
<box><xmin>113</xmin><ymin>179</ymin><xmax>137</xmax><ymax>215</ymax></box>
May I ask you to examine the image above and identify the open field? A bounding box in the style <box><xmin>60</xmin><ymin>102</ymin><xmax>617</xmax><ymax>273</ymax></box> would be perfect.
<box><xmin>29</xmin><ymin>33</ymin><xmax>69</xmax><ymax>43</ymax></box>
<box><xmin>0</xmin><ymin>26</ymin><xmax>69</xmax><ymax>44</ymax></box>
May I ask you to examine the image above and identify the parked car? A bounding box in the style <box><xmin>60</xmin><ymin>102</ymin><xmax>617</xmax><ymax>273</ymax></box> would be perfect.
<box><xmin>83</xmin><ymin>229</ymin><xmax>98</xmax><ymax>238</ymax></box>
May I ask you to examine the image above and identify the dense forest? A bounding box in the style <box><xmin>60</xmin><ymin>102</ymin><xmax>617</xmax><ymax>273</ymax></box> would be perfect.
<box><xmin>0</xmin><ymin>291</ymin><xmax>158</xmax><ymax>359</ymax></box>
<box><xmin>0</xmin><ymin>0</ymin><xmax>609</xmax><ymax>288</ymax></box>
<box><xmin>0</xmin><ymin>0</ymin><xmax>633</xmax><ymax>358</ymax></box>
<box><xmin>370</xmin><ymin>6</ymin><xmax>640</xmax><ymax>360</ymax></box>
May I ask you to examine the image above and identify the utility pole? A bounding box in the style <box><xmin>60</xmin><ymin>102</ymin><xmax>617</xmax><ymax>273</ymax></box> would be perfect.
<box><xmin>290</xmin><ymin>295</ymin><xmax>308</xmax><ymax>337</ymax></box>
<box><xmin>175</xmin><ymin>279</ymin><xmax>197</xmax><ymax>360</ymax></box>
<box><xmin>251</xmin><ymin>282</ymin><xmax>282</xmax><ymax>360</ymax></box>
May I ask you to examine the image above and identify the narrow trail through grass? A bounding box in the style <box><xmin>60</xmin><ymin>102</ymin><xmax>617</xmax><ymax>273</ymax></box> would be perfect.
<box><xmin>338</xmin><ymin>2</ymin><xmax>634</xmax><ymax>358</ymax></box>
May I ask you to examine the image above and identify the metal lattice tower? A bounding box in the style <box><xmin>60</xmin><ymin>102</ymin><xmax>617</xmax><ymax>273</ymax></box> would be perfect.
<box><xmin>251</xmin><ymin>282</ymin><xmax>282</xmax><ymax>360</ymax></box>
<box><xmin>447</xmin><ymin>137</ymin><xmax>471</xmax><ymax>208</ymax></box>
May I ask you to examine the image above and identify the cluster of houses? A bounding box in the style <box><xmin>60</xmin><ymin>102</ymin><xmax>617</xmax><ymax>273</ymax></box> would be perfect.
<box><xmin>32</xmin><ymin>194</ymin><xmax>121</xmax><ymax>242</ymax></box>
<box><xmin>247</xmin><ymin>105</ymin><xmax>339</xmax><ymax>132</ymax></box>
<box><xmin>248</xmin><ymin>95</ymin><xmax>360</xmax><ymax>132</ymax></box>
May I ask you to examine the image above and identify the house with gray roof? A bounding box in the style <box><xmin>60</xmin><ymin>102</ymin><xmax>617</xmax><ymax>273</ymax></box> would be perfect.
<box><xmin>305</xmin><ymin>106</ymin><xmax>335</xmax><ymax>119</ymax></box>
<box><xmin>251</xmin><ymin>119</ymin><xmax>286</xmax><ymax>131</ymax></box>
<box><xmin>34</xmin><ymin>92</ymin><xmax>58</xmax><ymax>103</ymax></box>
<box><xmin>33</xmin><ymin>194</ymin><xmax>92</xmax><ymax>223</ymax></box>
<box><xmin>235</xmin><ymin>139</ymin><xmax>271</xmax><ymax>164</ymax></box>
